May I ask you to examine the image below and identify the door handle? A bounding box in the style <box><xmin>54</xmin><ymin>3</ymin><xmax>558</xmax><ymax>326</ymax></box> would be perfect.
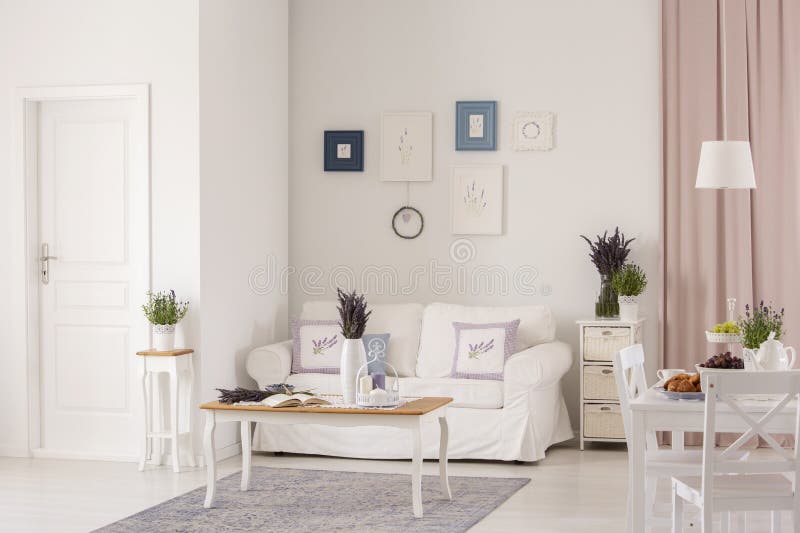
<box><xmin>40</xmin><ymin>243</ymin><xmax>58</xmax><ymax>285</ymax></box>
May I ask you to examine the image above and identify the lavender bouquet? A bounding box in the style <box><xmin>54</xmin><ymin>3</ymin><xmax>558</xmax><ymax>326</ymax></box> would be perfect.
<box><xmin>580</xmin><ymin>227</ymin><xmax>635</xmax><ymax>318</ymax></box>
<box><xmin>216</xmin><ymin>384</ymin><xmax>315</xmax><ymax>404</ymax></box>
<box><xmin>337</xmin><ymin>288</ymin><xmax>371</xmax><ymax>339</ymax></box>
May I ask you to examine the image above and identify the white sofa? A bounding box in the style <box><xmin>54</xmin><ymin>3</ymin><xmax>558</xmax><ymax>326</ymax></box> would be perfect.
<box><xmin>246</xmin><ymin>301</ymin><xmax>573</xmax><ymax>462</ymax></box>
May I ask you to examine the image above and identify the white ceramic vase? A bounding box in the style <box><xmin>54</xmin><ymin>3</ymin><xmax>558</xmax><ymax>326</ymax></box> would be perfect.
<box><xmin>153</xmin><ymin>323</ymin><xmax>176</xmax><ymax>351</ymax></box>
<box><xmin>340</xmin><ymin>338</ymin><xmax>367</xmax><ymax>404</ymax></box>
<box><xmin>618</xmin><ymin>295</ymin><xmax>639</xmax><ymax>322</ymax></box>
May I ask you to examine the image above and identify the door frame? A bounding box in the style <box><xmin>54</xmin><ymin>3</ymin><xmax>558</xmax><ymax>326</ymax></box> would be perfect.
<box><xmin>15</xmin><ymin>84</ymin><xmax>151</xmax><ymax>458</ymax></box>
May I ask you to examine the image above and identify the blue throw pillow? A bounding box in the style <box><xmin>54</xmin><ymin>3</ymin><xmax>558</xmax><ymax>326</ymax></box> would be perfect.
<box><xmin>362</xmin><ymin>333</ymin><xmax>391</xmax><ymax>376</ymax></box>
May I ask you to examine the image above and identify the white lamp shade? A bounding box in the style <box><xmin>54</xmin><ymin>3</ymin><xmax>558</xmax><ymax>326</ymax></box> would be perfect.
<box><xmin>695</xmin><ymin>140</ymin><xmax>756</xmax><ymax>189</ymax></box>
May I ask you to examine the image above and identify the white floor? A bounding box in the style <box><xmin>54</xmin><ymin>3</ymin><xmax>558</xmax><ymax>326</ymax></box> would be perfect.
<box><xmin>0</xmin><ymin>441</ymin><xmax>788</xmax><ymax>532</ymax></box>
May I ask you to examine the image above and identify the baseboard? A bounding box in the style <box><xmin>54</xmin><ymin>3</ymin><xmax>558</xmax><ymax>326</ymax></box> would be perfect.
<box><xmin>9</xmin><ymin>442</ymin><xmax>241</xmax><ymax>467</ymax></box>
<box><xmin>148</xmin><ymin>442</ymin><xmax>241</xmax><ymax>468</ymax></box>
<box><xmin>213</xmin><ymin>441</ymin><xmax>242</xmax><ymax>465</ymax></box>
<box><xmin>31</xmin><ymin>448</ymin><xmax>138</xmax><ymax>462</ymax></box>
<box><xmin>0</xmin><ymin>446</ymin><xmax>31</xmax><ymax>458</ymax></box>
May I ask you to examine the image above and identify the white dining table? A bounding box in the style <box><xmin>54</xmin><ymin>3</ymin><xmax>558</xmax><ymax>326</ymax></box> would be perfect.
<box><xmin>628</xmin><ymin>387</ymin><xmax>796</xmax><ymax>532</ymax></box>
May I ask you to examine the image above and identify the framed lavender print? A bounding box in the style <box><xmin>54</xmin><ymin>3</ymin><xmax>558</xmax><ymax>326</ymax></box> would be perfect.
<box><xmin>455</xmin><ymin>101</ymin><xmax>497</xmax><ymax>151</ymax></box>
<box><xmin>324</xmin><ymin>130</ymin><xmax>364</xmax><ymax>171</ymax></box>
<box><xmin>380</xmin><ymin>112</ymin><xmax>433</xmax><ymax>181</ymax></box>
<box><xmin>450</xmin><ymin>165</ymin><xmax>503</xmax><ymax>235</ymax></box>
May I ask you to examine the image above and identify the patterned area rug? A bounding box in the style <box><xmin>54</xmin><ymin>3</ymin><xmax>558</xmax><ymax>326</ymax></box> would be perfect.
<box><xmin>95</xmin><ymin>466</ymin><xmax>530</xmax><ymax>533</ymax></box>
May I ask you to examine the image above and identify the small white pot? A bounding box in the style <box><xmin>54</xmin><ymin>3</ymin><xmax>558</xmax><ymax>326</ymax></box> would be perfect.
<box><xmin>618</xmin><ymin>296</ymin><xmax>639</xmax><ymax>322</ymax></box>
<box><xmin>340</xmin><ymin>338</ymin><xmax>367</xmax><ymax>404</ymax></box>
<box><xmin>153</xmin><ymin>324</ymin><xmax>176</xmax><ymax>351</ymax></box>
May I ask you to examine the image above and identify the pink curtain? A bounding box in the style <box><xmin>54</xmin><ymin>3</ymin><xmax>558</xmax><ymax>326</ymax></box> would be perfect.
<box><xmin>663</xmin><ymin>0</ymin><xmax>800</xmax><ymax>371</ymax></box>
<box><xmin>663</xmin><ymin>0</ymin><xmax>800</xmax><ymax>445</ymax></box>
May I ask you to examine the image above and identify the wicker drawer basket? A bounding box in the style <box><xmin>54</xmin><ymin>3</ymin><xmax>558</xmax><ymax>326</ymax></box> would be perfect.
<box><xmin>583</xmin><ymin>404</ymin><xmax>625</xmax><ymax>439</ymax></box>
<box><xmin>583</xmin><ymin>366</ymin><xmax>618</xmax><ymax>400</ymax></box>
<box><xmin>583</xmin><ymin>327</ymin><xmax>630</xmax><ymax>361</ymax></box>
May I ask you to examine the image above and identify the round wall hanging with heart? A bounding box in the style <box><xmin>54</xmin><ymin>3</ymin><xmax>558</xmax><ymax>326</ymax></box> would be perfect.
<box><xmin>392</xmin><ymin>206</ymin><xmax>424</xmax><ymax>239</ymax></box>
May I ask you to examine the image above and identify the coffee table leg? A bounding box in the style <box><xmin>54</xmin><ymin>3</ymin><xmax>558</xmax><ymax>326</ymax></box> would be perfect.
<box><xmin>240</xmin><ymin>420</ymin><xmax>251</xmax><ymax>491</ymax></box>
<box><xmin>203</xmin><ymin>410</ymin><xmax>217</xmax><ymax>508</ymax></box>
<box><xmin>411</xmin><ymin>419</ymin><xmax>423</xmax><ymax>518</ymax></box>
<box><xmin>438</xmin><ymin>415</ymin><xmax>451</xmax><ymax>500</ymax></box>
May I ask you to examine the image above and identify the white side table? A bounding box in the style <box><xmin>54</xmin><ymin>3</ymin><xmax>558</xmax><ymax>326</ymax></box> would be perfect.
<box><xmin>137</xmin><ymin>348</ymin><xmax>196</xmax><ymax>472</ymax></box>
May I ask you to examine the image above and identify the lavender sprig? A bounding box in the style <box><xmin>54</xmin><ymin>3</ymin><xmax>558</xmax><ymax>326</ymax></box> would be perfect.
<box><xmin>216</xmin><ymin>384</ymin><xmax>317</xmax><ymax>404</ymax></box>
<box><xmin>467</xmin><ymin>339</ymin><xmax>495</xmax><ymax>359</ymax></box>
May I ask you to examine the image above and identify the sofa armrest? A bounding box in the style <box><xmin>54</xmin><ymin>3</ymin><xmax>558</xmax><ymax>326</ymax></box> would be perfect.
<box><xmin>245</xmin><ymin>340</ymin><xmax>293</xmax><ymax>387</ymax></box>
<box><xmin>504</xmin><ymin>341</ymin><xmax>573</xmax><ymax>391</ymax></box>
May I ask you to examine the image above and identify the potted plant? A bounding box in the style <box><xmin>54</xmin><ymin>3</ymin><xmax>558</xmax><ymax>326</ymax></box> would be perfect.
<box><xmin>612</xmin><ymin>264</ymin><xmax>647</xmax><ymax>321</ymax></box>
<box><xmin>738</xmin><ymin>301</ymin><xmax>785</xmax><ymax>350</ymax></box>
<box><xmin>142</xmin><ymin>290</ymin><xmax>189</xmax><ymax>351</ymax></box>
<box><xmin>580</xmin><ymin>227</ymin><xmax>634</xmax><ymax>319</ymax></box>
<box><xmin>337</xmin><ymin>288</ymin><xmax>371</xmax><ymax>403</ymax></box>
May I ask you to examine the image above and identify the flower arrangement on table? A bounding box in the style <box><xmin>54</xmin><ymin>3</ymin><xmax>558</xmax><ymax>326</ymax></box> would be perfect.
<box><xmin>738</xmin><ymin>301</ymin><xmax>785</xmax><ymax>350</ymax></box>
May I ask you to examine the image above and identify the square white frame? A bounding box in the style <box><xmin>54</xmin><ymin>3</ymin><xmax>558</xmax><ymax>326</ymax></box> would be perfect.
<box><xmin>450</xmin><ymin>165</ymin><xmax>504</xmax><ymax>235</ymax></box>
<box><xmin>380</xmin><ymin>112</ymin><xmax>433</xmax><ymax>181</ymax></box>
<box><xmin>512</xmin><ymin>111</ymin><xmax>555</xmax><ymax>151</ymax></box>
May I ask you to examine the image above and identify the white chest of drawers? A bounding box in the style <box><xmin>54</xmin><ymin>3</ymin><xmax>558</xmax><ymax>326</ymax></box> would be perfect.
<box><xmin>577</xmin><ymin>318</ymin><xmax>644</xmax><ymax>450</ymax></box>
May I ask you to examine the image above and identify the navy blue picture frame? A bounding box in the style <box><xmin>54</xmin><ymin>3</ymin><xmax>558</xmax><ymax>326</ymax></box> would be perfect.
<box><xmin>324</xmin><ymin>130</ymin><xmax>364</xmax><ymax>171</ymax></box>
<box><xmin>455</xmin><ymin>101</ymin><xmax>497</xmax><ymax>151</ymax></box>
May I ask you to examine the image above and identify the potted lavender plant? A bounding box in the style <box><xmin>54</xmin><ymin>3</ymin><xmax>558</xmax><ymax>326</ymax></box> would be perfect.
<box><xmin>337</xmin><ymin>288</ymin><xmax>372</xmax><ymax>403</ymax></box>
<box><xmin>142</xmin><ymin>290</ymin><xmax>189</xmax><ymax>351</ymax></box>
<box><xmin>580</xmin><ymin>227</ymin><xmax>634</xmax><ymax>319</ymax></box>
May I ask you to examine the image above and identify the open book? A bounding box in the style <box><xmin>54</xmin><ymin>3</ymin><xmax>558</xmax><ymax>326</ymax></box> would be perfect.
<box><xmin>261</xmin><ymin>393</ymin><xmax>330</xmax><ymax>408</ymax></box>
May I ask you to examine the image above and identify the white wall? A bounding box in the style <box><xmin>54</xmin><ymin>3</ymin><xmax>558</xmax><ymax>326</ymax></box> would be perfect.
<box><xmin>0</xmin><ymin>0</ymin><xmax>201</xmax><ymax>456</ymax></box>
<box><xmin>199</xmin><ymin>0</ymin><xmax>289</xmax><ymax>452</ymax></box>
<box><xmin>0</xmin><ymin>0</ymin><xmax>291</xmax><ymax>459</ymax></box>
<box><xmin>289</xmin><ymin>0</ymin><xmax>661</xmax><ymax>425</ymax></box>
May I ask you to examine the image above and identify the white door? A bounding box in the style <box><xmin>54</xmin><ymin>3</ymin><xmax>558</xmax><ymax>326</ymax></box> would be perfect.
<box><xmin>35</xmin><ymin>96</ymin><xmax>149</xmax><ymax>461</ymax></box>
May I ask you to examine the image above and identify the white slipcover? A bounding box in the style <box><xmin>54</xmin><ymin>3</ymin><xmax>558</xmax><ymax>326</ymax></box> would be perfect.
<box><xmin>245</xmin><ymin>302</ymin><xmax>573</xmax><ymax>461</ymax></box>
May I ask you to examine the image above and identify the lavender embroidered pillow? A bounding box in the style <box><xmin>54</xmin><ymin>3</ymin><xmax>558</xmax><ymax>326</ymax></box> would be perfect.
<box><xmin>291</xmin><ymin>319</ymin><xmax>344</xmax><ymax>374</ymax></box>
<box><xmin>450</xmin><ymin>319</ymin><xmax>520</xmax><ymax>380</ymax></box>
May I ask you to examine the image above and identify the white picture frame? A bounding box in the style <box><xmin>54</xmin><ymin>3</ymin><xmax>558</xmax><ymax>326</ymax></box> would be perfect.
<box><xmin>450</xmin><ymin>165</ymin><xmax>504</xmax><ymax>235</ymax></box>
<box><xmin>512</xmin><ymin>111</ymin><xmax>555</xmax><ymax>151</ymax></box>
<box><xmin>380</xmin><ymin>112</ymin><xmax>433</xmax><ymax>181</ymax></box>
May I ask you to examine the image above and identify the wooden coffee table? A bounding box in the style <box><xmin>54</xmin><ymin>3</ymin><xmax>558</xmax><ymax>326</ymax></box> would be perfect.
<box><xmin>199</xmin><ymin>396</ymin><xmax>453</xmax><ymax>517</ymax></box>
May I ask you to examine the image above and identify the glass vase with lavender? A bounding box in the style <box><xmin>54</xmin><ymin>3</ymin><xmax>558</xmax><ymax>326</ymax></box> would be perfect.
<box><xmin>580</xmin><ymin>227</ymin><xmax>634</xmax><ymax>319</ymax></box>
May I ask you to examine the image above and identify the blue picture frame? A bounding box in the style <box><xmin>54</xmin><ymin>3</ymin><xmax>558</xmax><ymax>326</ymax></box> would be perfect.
<box><xmin>455</xmin><ymin>101</ymin><xmax>497</xmax><ymax>151</ymax></box>
<box><xmin>324</xmin><ymin>130</ymin><xmax>364</xmax><ymax>171</ymax></box>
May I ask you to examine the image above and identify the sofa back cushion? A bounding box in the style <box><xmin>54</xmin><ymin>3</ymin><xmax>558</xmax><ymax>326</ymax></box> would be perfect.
<box><xmin>416</xmin><ymin>303</ymin><xmax>556</xmax><ymax>378</ymax></box>
<box><xmin>300</xmin><ymin>300</ymin><xmax>424</xmax><ymax>377</ymax></box>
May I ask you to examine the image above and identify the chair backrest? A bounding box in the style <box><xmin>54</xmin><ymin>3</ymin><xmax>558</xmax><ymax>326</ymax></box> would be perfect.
<box><xmin>613</xmin><ymin>344</ymin><xmax>657</xmax><ymax>450</ymax></box>
<box><xmin>701</xmin><ymin>371</ymin><xmax>800</xmax><ymax>502</ymax></box>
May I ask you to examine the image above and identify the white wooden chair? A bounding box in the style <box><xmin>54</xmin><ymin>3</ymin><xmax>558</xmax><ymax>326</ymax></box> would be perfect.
<box><xmin>672</xmin><ymin>371</ymin><xmax>800</xmax><ymax>533</ymax></box>
<box><xmin>614</xmin><ymin>344</ymin><xmax>708</xmax><ymax>531</ymax></box>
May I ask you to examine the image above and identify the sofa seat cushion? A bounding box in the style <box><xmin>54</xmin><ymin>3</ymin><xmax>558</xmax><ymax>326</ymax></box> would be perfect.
<box><xmin>300</xmin><ymin>301</ymin><xmax>423</xmax><ymax>377</ymax></box>
<box><xmin>399</xmin><ymin>377</ymin><xmax>503</xmax><ymax>409</ymax></box>
<box><xmin>416</xmin><ymin>303</ymin><xmax>556</xmax><ymax>378</ymax></box>
<box><xmin>286</xmin><ymin>373</ymin><xmax>503</xmax><ymax>409</ymax></box>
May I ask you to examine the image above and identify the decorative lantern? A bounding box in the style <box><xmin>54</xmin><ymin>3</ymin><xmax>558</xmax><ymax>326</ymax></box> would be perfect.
<box><xmin>355</xmin><ymin>337</ymin><xmax>400</xmax><ymax>407</ymax></box>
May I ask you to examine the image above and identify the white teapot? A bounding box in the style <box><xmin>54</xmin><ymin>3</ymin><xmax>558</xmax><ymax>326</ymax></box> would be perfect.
<box><xmin>743</xmin><ymin>331</ymin><xmax>797</xmax><ymax>371</ymax></box>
